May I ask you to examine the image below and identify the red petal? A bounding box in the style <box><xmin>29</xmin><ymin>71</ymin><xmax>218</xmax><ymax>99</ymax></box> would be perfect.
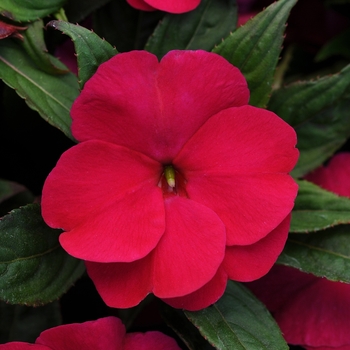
<box><xmin>223</xmin><ymin>215</ymin><xmax>290</xmax><ymax>281</ymax></box>
<box><xmin>0</xmin><ymin>344</ymin><xmax>50</xmax><ymax>349</ymax></box>
<box><xmin>36</xmin><ymin>317</ymin><xmax>125</xmax><ymax>349</ymax></box>
<box><xmin>126</xmin><ymin>0</ymin><xmax>156</xmax><ymax>11</ymax></box>
<box><xmin>124</xmin><ymin>332</ymin><xmax>181</xmax><ymax>350</ymax></box>
<box><xmin>175</xmin><ymin>106</ymin><xmax>298</xmax><ymax>245</ymax></box>
<box><xmin>305</xmin><ymin>152</ymin><xmax>350</xmax><ymax>198</ymax></box>
<box><xmin>42</xmin><ymin>140</ymin><xmax>165</xmax><ymax>262</ymax></box>
<box><xmin>143</xmin><ymin>0</ymin><xmax>200</xmax><ymax>13</ymax></box>
<box><xmin>71</xmin><ymin>50</ymin><xmax>249</xmax><ymax>163</ymax></box>
<box><xmin>247</xmin><ymin>266</ymin><xmax>350</xmax><ymax>349</ymax></box>
<box><xmin>152</xmin><ymin>196</ymin><xmax>226</xmax><ymax>298</ymax></box>
<box><xmin>163</xmin><ymin>267</ymin><xmax>228</xmax><ymax>310</ymax></box>
<box><xmin>85</xmin><ymin>257</ymin><xmax>153</xmax><ymax>308</ymax></box>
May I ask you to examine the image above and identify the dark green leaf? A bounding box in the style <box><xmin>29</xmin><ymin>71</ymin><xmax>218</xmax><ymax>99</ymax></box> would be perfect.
<box><xmin>185</xmin><ymin>281</ymin><xmax>288</xmax><ymax>350</ymax></box>
<box><xmin>93</xmin><ymin>0</ymin><xmax>162</xmax><ymax>52</ymax></box>
<box><xmin>0</xmin><ymin>0</ymin><xmax>66</xmax><ymax>22</ymax></box>
<box><xmin>145</xmin><ymin>0</ymin><xmax>237</xmax><ymax>59</ymax></box>
<box><xmin>0</xmin><ymin>179</ymin><xmax>28</xmax><ymax>205</ymax></box>
<box><xmin>48</xmin><ymin>20</ymin><xmax>117</xmax><ymax>88</ymax></box>
<box><xmin>316</xmin><ymin>28</ymin><xmax>350</xmax><ymax>62</ymax></box>
<box><xmin>0</xmin><ymin>301</ymin><xmax>61</xmax><ymax>342</ymax></box>
<box><xmin>0</xmin><ymin>204</ymin><xmax>85</xmax><ymax>305</ymax></box>
<box><xmin>21</xmin><ymin>20</ymin><xmax>68</xmax><ymax>75</ymax></box>
<box><xmin>278</xmin><ymin>225</ymin><xmax>350</xmax><ymax>283</ymax></box>
<box><xmin>160</xmin><ymin>302</ymin><xmax>215</xmax><ymax>350</ymax></box>
<box><xmin>213</xmin><ymin>0</ymin><xmax>297</xmax><ymax>107</ymax></box>
<box><xmin>268</xmin><ymin>64</ymin><xmax>350</xmax><ymax>177</ymax></box>
<box><xmin>291</xmin><ymin>180</ymin><xmax>350</xmax><ymax>232</ymax></box>
<box><xmin>0</xmin><ymin>39</ymin><xmax>78</xmax><ymax>140</ymax></box>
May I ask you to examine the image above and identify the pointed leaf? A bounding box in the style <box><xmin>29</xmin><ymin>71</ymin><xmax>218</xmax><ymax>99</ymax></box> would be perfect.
<box><xmin>0</xmin><ymin>204</ymin><xmax>84</xmax><ymax>305</ymax></box>
<box><xmin>145</xmin><ymin>0</ymin><xmax>238</xmax><ymax>59</ymax></box>
<box><xmin>21</xmin><ymin>20</ymin><xmax>68</xmax><ymax>75</ymax></box>
<box><xmin>0</xmin><ymin>0</ymin><xmax>66</xmax><ymax>22</ymax></box>
<box><xmin>213</xmin><ymin>0</ymin><xmax>297</xmax><ymax>107</ymax></box>
<box><xmin>0</xmin><ymin>39</ymin><xmax>78</xmax><ymax>140</ymax></box>
<box><xmin>291</xmin><ymin>180</ymin><xmax>350</xmax><ymax>233</ymax></box>
<box><xmin>48</xmin><ymin>20</ymin><xmax>117</xmax><ymax>88</ymax></box>
<box><xmin>185</xmin><ymin>281</ymin><xmax>288</xmax><ymax>350</ymax></box>
<box><xmin>278</xmin><ymin>225</ymin><xmax>350</xmax><ymax>283</ymax></box>
<box><xmin>268</xmin><ymin>64</ymin><xmax>350</xmax><ymax>177</ymax></box>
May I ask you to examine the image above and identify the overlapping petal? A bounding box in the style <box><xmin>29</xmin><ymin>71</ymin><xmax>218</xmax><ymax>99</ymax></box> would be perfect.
<box><xmin>126</xmin><ymin>0</ymin><xmax>201</xmax><ymax>13</ymax></box>
<box><xmin>42</xmin><ymin>140</ymin><xmax>164</xmax><ymax>262</ymax></box>
<box><xmin>223</xmin><ymin>215</ymin><xmax>290</xmax><ymax>281</ymax></box>
<box><xmin>0</xmin><ymin>344</ymin><xmax>50</xmax><ymax>350</ymax></box>
<box><xmin>37</xmin><ymin>317</ymin><xmax>125</xmax><ymax>350</ymax></box>
<box><xmin>175</xmin><ymin>107</ymin><xmax>298</xmax><ymax>245</ymax></box>
<box><xmin>153</xmin><ymin>196</ymin><xmax>226</xmax><ymax>298</ymax></box>
<box><xmin>163</xmin><ymin>267</ymin><xmax>228</xmax><ymax>311</ymax></box>
<box><xmin>71</xmin><ymin>50</ymin><xmax>249</xmax><ymax>163</ymax></box>
<box><xmin>87</xmin><ymin>196</ymin><xmax>226</xmax><ymax>307</ymax></box>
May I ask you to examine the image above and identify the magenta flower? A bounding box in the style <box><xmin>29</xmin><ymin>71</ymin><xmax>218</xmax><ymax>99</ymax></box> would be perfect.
<box><xmin>126</xmin><ymin>0</ymin><xmax>200</xmax><ymax>13</ymax></box>
<box><xmin>0</xmin><ymin>317</ymin><xmax>180</xmax><ymax>350</ymax></box>
<box><xmin>247</xmin><ymin>152</ymin><xmax>350</xmax><ymax>349</ymax></box>
<box><xmin>247</xmin><ymin>265</ymin><xmax>350</xmax><ymax>350</ymax></box>
<box><xmin>41</xmin><ymin>50</ymin><xmax>298</xmax><ymax>310</ymax></box>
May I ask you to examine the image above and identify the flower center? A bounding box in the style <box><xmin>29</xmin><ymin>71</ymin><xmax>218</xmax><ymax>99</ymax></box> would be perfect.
<box><xmin>159</xmin><ymin>165</ymin><xmax>188</xmax><ymax>198</ymax></box>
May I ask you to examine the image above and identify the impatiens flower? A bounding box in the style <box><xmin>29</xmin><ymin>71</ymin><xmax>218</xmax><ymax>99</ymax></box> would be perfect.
<box><xmin>246</xmin><ymin>152</ymin><xmax>350</xmax><ymax>350</ymax></box>
<box><xmin>41</xmin><ymin>50</ymin><xmax>299</xmax><ymax>310</ymax></box>
<box><xmin>126</xmin><ymin>0</ymin><xmax>200</xmax><ymax>13</ymax></box>
<box><xmin>247</xmin><ymin>265</ymin><xmax>350</xmax><ymax>350</ymax></box>
<box><xmin>0</xmin><ymin>317</ymin><xmax>181</xmax><ymax>350</ymax></box>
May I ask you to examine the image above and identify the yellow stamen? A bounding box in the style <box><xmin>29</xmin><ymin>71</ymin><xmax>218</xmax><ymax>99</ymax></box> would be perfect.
<box><xmin>164</xmin><ymin>165</ymin><xmax>176</xmax><ymax>188</ymax></box>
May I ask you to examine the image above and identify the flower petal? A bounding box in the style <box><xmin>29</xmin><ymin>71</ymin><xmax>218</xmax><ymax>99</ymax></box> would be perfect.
<box><xmin>152</xmin><ymin>196</ymin><xmax>226</xmax><ymax>298</ymax></box>
<box><xmin>305</xmin><ymin>152</ymin><xmax>350</xmax><ymax>198</ymax></box>
<box><xmin>42</xmin><ymin>140</ymin><xmax>165</xmax><ymax>262</ymax></box>
<box><xmin>223</xmin><ymin>215</ymin><xmax>290</xmax><ymax>281</ymax></box>
<box><xmin>142</xmin><ymin>0</ymin><xmax>200</xmax><ymax>13</ymax></box>
<box><xmin>71</xmin><ymin>51</ymin><xmax>249</xmax><ymax>163</ymax></box>
<box><xmin>86</xmin><ymin>257</ymin><xmax>153</xmax><ymax>308</ymax></box>
<box><xmin>126</xmin><ymin>0</ymin><xmax>156</xmax><ymax>11</ymax></box>
<box><xmin>124</xmin><ymin>332</ymin><xmax>181</xmax><ymax>350</ymax></box>
<box><xmin>0</xmin><ymin>344</ymin><xmax>50</xmax><ymax>350</ymax></box>
<box><xmin>162</xmin><ymin>267</ymin><xmax>228</xmax><ymax>311</ymax></box>
<box><xmin>36</xmin><ymin>317</ymin><xmax>125</xmax><ymax>350</ymax></box>
<box><xmin>175</xmin><ymin>107</ymin><xmax>298</xmax><ymax>245</ymax></box>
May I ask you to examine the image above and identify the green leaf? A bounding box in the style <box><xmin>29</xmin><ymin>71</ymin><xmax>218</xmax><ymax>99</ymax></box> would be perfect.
<box><xmin>291</xmin><ymin>180</ymin><xmax>350</xmax><ymax>233</ymax></box>
<box><xmin>0</xmin><ymin>0</ymin><xmax>66</xmax><ymax>22</ymax></box>
<box><xmin>185</xmin><ymin>281</ymin><xmax>288</xmax><ymax>350</ymax></box>
<box><xmin>0</xmin><ymin>39</ymin><xmax>78</xmax><ymax>140</ymax></box>
<box><xmin>278</xmin><ymin>225</ymin><xmax>350</xmax><ymax>283</ymax></box>
<box><xmin>145</xmin><ymin>0</ymin><xmax>238</xmax><ymax>59</ymax></box>
<box><xmin>160</xmin><ymin>303</ymin><xmax>215</xmax><ymax>350</ymax></box>
<box><xmin>316</xmin><ymin>28</ymin><xmax>350</xmax><ymax>62</ymax></box>
<box><xmin>0</xmin><ymin>204</ymin><xmax>85</xmax><ymax>305</ymax></box>
<box><xmin>0</xmin><ymin>301</ymin><xmax>61</xmax><ymax>342</ymax></box>
<box><xmin>268</xmin><ymin>64</ymin><xmax>350</xmax><ymax>177</ymax></box>
<box><xmin>48</xmin><ymin>20</ymin><xmax>117</xmax><ymax>88</ymax></box>
<box><xmin>213</xmin><ymin>0</ymin><xmax>297</xmax><ymax>107</ymax></box>
<box><xmin>20</xmin><ymin>19</ymin><xmax>68</xmax><ymax>75</ymax></box>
